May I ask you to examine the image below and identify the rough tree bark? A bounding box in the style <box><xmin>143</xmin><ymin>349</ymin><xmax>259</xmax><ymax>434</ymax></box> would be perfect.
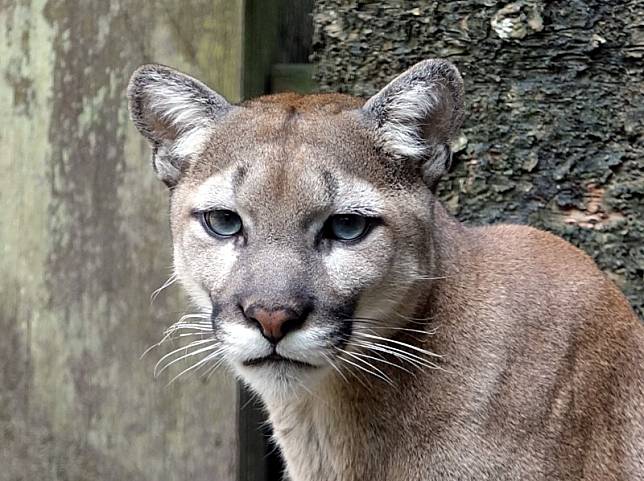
<box><xmin>312</xmin><ymin>0</ymin><xmax>643</xmax><ymax>318</ymax></box>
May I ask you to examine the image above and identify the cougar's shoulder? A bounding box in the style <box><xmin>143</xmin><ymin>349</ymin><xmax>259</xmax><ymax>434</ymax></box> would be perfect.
<box><xmin>472</xmin><ymin>223</ymin><xmax>637</xmax><ymax>320</ymax></box>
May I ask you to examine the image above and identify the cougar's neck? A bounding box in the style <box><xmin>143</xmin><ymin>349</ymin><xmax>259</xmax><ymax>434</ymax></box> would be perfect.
<box><xmin>264</xmin><ymin>375</ymin><xmax>395</xmax><ymax>481</ymax></box>
<box><xmin>428</xmin><ymin>200</ymin><xmax>473</xmax><ymax>281</ymax></box>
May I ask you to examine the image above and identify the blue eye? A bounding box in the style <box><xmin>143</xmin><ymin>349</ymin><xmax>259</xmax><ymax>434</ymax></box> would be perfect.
<box><xmin>326</xmin><ymin>214</ymin><xmax>370</xmax><ymax>241</ymax></box>
<box><xmin>202</xmin><ymin>210</ymin><xmax>243</xmax><ymax>237</ymax></box>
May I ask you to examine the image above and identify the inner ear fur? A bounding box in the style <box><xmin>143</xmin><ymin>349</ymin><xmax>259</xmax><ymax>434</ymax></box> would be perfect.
<box><xmin>362</xmin><ymin>59</ymin><xmax>465</xmax><ymax>188</ymax></box>
<box><xmin>127</xmin><ymin>64</ymin><xmax>232</xmax><ymax>187</ymax></box>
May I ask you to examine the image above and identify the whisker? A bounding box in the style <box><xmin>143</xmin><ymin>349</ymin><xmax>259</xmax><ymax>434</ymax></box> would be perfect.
<box><xmin>392</xmin><ymin>311</ymin><xmax>439</xmax><ymax>323</ymax></box>
<box><xmin>351</xmin><ymin>339</ymin><xmax>440</xmax><ymax>371</ymax></box>
<box><xmin>407</xmin><ymin>275</ymin><xmax>450</xmax><ymax>281</ymax></box>
<box><xmin>336</xmin><ymin>348</ymin><xmax>395</xmax><ymax>386</ymax></box>
<box><xmin>356</xmin><ymin>332</ymin><xmax>443</xmax><ymax>359</ymax></box>
<box><xmin>177</xmin><ymin>312</ymin><xmax>210</xmax><ymax>321</ymax></box>
<box><xmin>321</xmin><ymin>352</ymin><xmax>350</xmax><ymax>384</ymax></box>
<box><xmin>169</xmin><ymin>332</ymin><xmax>210</xmax><ymax>339</ymax></box>
<box><xmin>141</xmin><ymin>311</ymin><xmax>212</xmax><ymax>359</ymax></box>
<box><xmin>150</xmin><ymin>273</ymin><xmax>178</xmax><ymax>303</ymax></box>
<box><xmin>141</xmin><ymin>340</ymin><xmax>164</xmax><ymax>360</ymax></box>
<box><xmin>157</xmin><ymin>343</ymin><xmax>221</xmax><ymax>378</ymax></box>
<box><xmin>165</xmin><ymin>322</ymin><xmax>212</xmax><ymax>334</ymax></box>
<box><xmin>346</xmin><ymin>349</ymin><xmax>415</xmax><ymax>376</ymax></box>
<box><xmin>349</xmin><ymin>314</ymin><xmax>435</xmax><ymax>327</ymax></box>
<box><xmin>166</xmin><ymin>347</ymin><xmax>227</xmax><ymax>385</ymax></box>
<box><xmin>333</xmin><ymin>355</ymin><xmax>371</xmax><ymax>391</ymax></box>
<box><xmin>203</xmin><ymin>355</ymin><xmax>230</xmax><ymax>380</ymax></box>
<box><xmin>295</xmin><ymin>377</ymin><xmax>315</xmax><ymax>398</ymax></box>
<box><xmin>350</xmin><ymin>318</ymin><xmax>437</xmax><ymax>335</ymax></box>
<box><xmin>154</xmin><ymin>339</ymin><xmax>216</xmax><ymax>376</ymax></box>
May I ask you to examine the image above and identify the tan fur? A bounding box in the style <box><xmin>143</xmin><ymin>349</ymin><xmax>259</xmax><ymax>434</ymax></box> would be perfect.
<box><xmin>265</xmin><ymin>209</ymin><xmax>644</xmax><ymax>481</ymax></box>
<box><xmin>128</xmin><ymin>61</ymin><xmax>644</xmax><ymax>481</ymax></box>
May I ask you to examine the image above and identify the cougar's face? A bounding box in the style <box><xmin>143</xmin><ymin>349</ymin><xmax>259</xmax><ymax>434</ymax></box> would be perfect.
<box><xmin>128</xmin><ymin>61</ymin><xmax>463</xmax><ymax>397</ymax></box>
<box><xmin>169</xmin><ymin>105</ymin><xmax>433</xmax><ymax>397</ymax></box>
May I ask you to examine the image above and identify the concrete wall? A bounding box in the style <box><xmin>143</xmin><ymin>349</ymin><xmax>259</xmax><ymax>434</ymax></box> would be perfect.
<box><xmin>0</xmin><ymin>1</ymin><xmax>242</xmax><ymax>479</ymax></box>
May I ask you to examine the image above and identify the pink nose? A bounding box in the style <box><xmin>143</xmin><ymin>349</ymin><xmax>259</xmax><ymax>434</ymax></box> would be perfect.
<box><xmin>243</xmin><ymin>305</ymin><xmax>307</xmax><ymax>343</ymax></box>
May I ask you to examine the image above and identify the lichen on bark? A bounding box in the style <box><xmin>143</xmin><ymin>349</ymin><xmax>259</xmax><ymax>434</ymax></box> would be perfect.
<box><xmin>312</xmin><ymin>0</ymin><xmax>643</xmax><ymax>318</ymax></box>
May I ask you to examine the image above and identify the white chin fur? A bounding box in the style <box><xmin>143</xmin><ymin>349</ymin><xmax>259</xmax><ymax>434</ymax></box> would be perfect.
<box><xmin>220</xmin><ymin>322</ymin><xmax>333</xmax><ymax>399</ymax></box>
<box><xmin>236</xmin><ymin>363</ymin><xmax>329</xmax><ymax>402</ymax></box>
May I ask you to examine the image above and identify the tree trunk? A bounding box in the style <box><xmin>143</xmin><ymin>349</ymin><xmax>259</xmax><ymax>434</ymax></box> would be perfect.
<box><xmin>312</xmin><ymin>0</ymin><xmax>643</xmax><ymax>318</ymax></box>
<box><xmin>0</xmin><ymin>1</ymin><xmax>242</xmax><ymax>480</ymax></box>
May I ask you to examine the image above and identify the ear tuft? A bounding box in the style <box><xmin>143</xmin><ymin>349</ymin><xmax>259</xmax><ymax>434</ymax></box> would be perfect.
<box><xmin>362</xmin><ymin>59</ymin><xmax>465</xmax><ymax>187</ymax></box>
<box><xmin>127</xmin><ymin>64</ymin><xmax>231</xmax><ymax>186</ymax></box>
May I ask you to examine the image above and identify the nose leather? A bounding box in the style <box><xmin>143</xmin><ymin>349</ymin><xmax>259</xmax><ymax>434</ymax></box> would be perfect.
<box><xmin>244</xmin><ymin>305</ymin><xmax>307</xmax><ymax>343</ymax></box>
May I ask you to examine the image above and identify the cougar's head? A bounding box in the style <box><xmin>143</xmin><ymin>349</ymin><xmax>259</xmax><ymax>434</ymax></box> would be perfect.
<box><xmin>128</xmin><ymin>60</ymin><xmax>464</xmax><ymax>399</ymax></box>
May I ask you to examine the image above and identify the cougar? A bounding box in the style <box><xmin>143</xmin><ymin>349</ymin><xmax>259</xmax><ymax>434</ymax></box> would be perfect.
<box><xmin>128</xmin><ymin>59</ymin><xmax>643</xmax><ymax>481</ymax></box>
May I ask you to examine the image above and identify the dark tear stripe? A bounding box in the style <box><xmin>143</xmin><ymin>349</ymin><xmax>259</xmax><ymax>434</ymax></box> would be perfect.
<box><xmin>232</xmin><ymin>164</ymin><xmax>248</xmax><ymax>189</ymax></box>
<box><xmin>322</xmin><ymin>169</ymin><xmax>338</xmax><ymax>201</ymax></box>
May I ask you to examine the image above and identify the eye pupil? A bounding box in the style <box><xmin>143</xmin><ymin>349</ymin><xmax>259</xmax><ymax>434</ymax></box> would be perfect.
<box><xmin>328</xmin><ymin>214</ymin><xmax>368</xmax><ymax>241</ymax></box>
<box><xmin>203</xmin><ymin>210</ymin><xmax>242</xmax><ymax>237</ymax></box>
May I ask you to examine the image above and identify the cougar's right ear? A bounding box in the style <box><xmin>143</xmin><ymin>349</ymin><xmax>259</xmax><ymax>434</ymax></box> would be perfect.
<box><xmin>127</xmin><ymin>64</ymin><xmax>232</xmax><ymax>187</ymax></box>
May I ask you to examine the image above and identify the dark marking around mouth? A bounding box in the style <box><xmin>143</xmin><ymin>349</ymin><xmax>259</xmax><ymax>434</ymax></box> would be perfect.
<box><xmin>333</xmin><ymin>301</ymin><xmax>356</xmax><ymax>350</ymax></box>
<box><xmin>243</xmin><ymin>353</ymin><xmax>316</xmax><ymax>369</ymax></box>
<box><xmin>210</xmin><ymin>303</ymin><xmax>221</xmax><ymax>332</ymax></box>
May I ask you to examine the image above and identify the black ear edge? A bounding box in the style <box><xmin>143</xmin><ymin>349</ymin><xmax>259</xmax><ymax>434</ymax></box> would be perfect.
<box><xmin>127</xmin><ymin>64</ymin><xmax>232</xmax><ymax>188</ymax></box>
<box><xmin>126</xmin><ymin>63</ymin><xmax>232</xmax><ymax>146</ymax></box>
<box><xmin>127</xmin><ymin>64</ymin><xmax>172</xmax><ymax>145</ymax></box>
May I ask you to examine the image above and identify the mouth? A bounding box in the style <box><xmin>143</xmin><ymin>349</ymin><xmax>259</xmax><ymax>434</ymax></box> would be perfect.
<box><xmin>243</xmin><ymin>353</ymin><xmax>316</xmax><ymax>369</ymax></box>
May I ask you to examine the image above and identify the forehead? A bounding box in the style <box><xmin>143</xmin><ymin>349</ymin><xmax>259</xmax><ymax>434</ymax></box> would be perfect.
<box><xmin>191</xmin><ymin>159</ymin><xmax>386</xmax><ymax>218</ymax></box>
<box><xmin>180</xmin><ymin>94</ymin><xmax>417</xmax><ymax>214</ymax></box>
<box><xmin>188</xmin><ymin>93</ymin><xmax>414</xmax><ymax>182</ymax></box>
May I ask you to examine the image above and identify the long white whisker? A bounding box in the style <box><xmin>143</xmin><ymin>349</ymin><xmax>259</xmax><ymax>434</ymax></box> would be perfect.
<box><xmin>154</xmin><ymin>339</ymin><xmax>216</xmax><ymax>376</ymax></box>
<box><xmin>156</xmin><ymin>343</ymin><xmax>221</xmax><ymax>378</ymax></box>
<box><xmin>166</xmin><ymin>347</ymin><xmax>226</xmax><ymax>385</ymax></box>
<box><xmin>141</xmin><ymin>339</ymin><xmax>165</xmax><ymax>360</ymax></box>
<box><xmin>336</xmin><ymin>348</ymin><xmax>395</xmax><ymax>386</ymax></box>
<box><xmin>321</xmin><ymin>352</ymin><xmax>349</xmax><ymax>384</ymax></box>
<box><xmin>356</xmin><ymin>332</ymin><xmax>443</xmax><ymax>358</ymax></box>
<box><xmin>352</xmin><ymin>320</ymin><xmax>436</xmax><ymax>336</ymax></box>
<box><xmin>150</xmin><ymin>274</ymin><xmax>178</xmax><ymax>303</ymax></box>
<box><xmin>141</xmin><ymin>311</ymin><xmax>212</xmax><ymax>360</ymax></box>
<box><xmin>347</xmin><ymin>349</ymin><xmax>415</xmax><ymax>376</ymax></box>
<box><xmin>177</xmin><ymin>313</ymin><xmax>210</xmax><ymax>321</ymax></box>
<box><xmin>334</xmin><ymin>355</ymin><xmax>371</xmax><ymax>391</ymax></box>
<box><xmin>165</xmin><ymin>322</ymin><xmax>212</xmax><ymax>333</ymax></box>
<box><xmin>392</xmin><ymin>311</ymin><xmax>439</xmax><ymax>323</ymax></box>
<box><xmin>204</xmin><ymin>354</ymin><xmax>230</xmax><ymax>380</ymax></box>
<box><xmin>352</xmin><ymin>337</ymin><xmax>437</xmax><ymax>364</ymax></box>
<box><xmin>351</xmin><ymin>339</ymin><xmax>440</xmax><ymax>371</ymax></box>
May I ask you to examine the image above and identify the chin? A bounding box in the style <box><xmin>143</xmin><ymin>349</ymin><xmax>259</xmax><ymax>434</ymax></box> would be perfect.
<box><xmin>235</xmin><ymin>358</ymin><xmax>330</xmax><ymax>401</ymax></box>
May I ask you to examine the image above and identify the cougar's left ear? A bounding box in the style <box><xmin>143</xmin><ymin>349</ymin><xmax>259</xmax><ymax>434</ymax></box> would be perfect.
<box><xmin>127</xmin><ymin>64</ymin><xmax>232</xmax><ymax>187</ymax></box>
<box><xmin>362</xmin><ymin>59</ymin><xmax>465</xmax><ymax>188</ymax></box>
